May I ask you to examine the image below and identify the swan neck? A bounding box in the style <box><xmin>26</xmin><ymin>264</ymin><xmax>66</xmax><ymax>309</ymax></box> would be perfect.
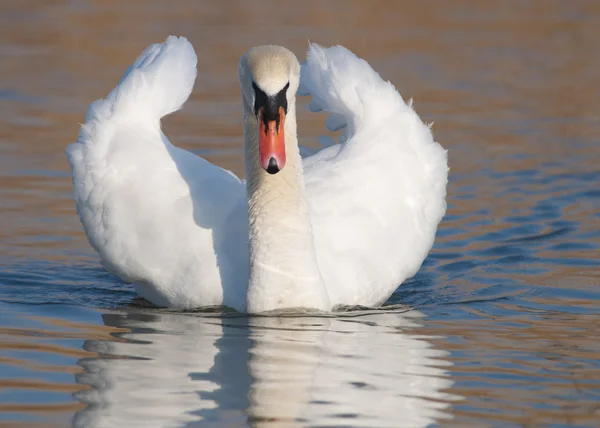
<box><xmin>242</xmin><ymin>103</ymin><xmax>329</xmax><ymax>312</ymax></box>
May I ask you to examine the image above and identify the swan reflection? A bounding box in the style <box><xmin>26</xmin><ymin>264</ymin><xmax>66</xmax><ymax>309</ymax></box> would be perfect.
<box><xmin>74</xmin><ymin>310</ymin><xmax>454</xmax><ymax>427</ymax></box>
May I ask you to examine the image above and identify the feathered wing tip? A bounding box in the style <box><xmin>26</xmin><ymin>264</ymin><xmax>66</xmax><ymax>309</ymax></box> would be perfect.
<box><xmin>299</xmin><ymin>43</ymin><xmax>448</xmax><ymax>225</ymax></box>
<box><xmin>66</xmin><ymin>36</ymin><xmax>198</xmax><ymax>209</ymax></box>
<box><xmin>69</xmin><ymin>35</ymin><xmax>197</xmax><ymax>163</ymax></box>
<box><xmin>80</xmin><ymin>36</ymin><xmax>197</xmax><ymax>130</ymax></box>
<box><xmin>109</xmin><ymin>35</ymin><xmax>198</xmax><ymax>120</ymax></box>
<box><xmin>298</xmin><ymin>43</ymin><xmax>408</xmax><ymax>147</ymax></box>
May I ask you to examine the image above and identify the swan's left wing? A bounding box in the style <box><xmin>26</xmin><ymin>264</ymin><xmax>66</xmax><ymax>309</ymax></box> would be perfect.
<box><xmin>300</xmin><ymin>44</ymin><xmax>448</xmax><ymax>307</ymax></box>
<box><xmin>67</xmin><ymin>37</ymin><xmax>248</xmax><ymax>309</ymax></box>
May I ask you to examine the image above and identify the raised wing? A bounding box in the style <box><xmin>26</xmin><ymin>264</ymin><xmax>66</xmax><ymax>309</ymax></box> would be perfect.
<box><xmin>66</xmin><ymin>37</ymin><xmax>247</xmax><ymax>308</ymax></box>
<box><xmin>300</xmin><ymin>44</ymin><xmax>448</xmax><ymax>307</ymax></box>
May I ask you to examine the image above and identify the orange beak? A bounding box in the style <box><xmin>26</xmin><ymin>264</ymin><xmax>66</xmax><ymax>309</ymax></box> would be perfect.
<box><xmin>258</xmin><ymin>106</ymin><xmax>286</xmax><ymax>174</ymax></box>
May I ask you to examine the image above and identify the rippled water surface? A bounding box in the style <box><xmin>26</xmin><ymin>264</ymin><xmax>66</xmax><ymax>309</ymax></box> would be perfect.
<box><xmin>2</xmin><ymin>1</ymin><xmax>600</xmax><ymax>426</ymax></box>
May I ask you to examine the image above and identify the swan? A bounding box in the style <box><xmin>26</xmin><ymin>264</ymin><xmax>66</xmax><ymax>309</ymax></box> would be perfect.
<box><xmin>66</xmin><ymin>36</ymin><xmax>448</xmax><ymax>313</ymax></box>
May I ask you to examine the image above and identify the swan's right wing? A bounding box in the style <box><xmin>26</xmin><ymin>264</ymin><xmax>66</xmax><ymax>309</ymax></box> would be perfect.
<box><xmin>300</xmin><ymin>44</ymin><xmax>448</xmax><ymax>307</ymax></box>
<box><xmin>66</xmin><ymin>37</ymin><xmax>248</xmax><ymax>309</ymax></box>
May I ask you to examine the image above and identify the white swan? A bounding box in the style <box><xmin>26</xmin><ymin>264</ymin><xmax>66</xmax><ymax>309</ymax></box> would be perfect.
<box><xmin>66</xmin><ymin>36</ymin><xmax>448</xmax><ymax>313</ymax></box>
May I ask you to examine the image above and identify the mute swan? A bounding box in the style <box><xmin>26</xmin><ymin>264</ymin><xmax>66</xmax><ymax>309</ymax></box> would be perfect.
<box><xmin>66</xmin><ymin>36</ymin><xmax>448</xmax><ymax>313</ymax></box>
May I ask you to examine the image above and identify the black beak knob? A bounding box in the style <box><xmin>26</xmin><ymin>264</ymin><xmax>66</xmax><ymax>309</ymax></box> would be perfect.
<box><xmin>266</xmin><ymin>157</ymin><xmax>280</xmax><ymax>174</ymax></box>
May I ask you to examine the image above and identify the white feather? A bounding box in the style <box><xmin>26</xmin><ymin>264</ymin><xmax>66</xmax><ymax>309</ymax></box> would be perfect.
<box><xmin>301</xmin><ymin>44</ymin><xmax>448</xmax><ymax>306</ymax></box>
<box><xmin>67</xmin><ymin>36</ymin><xmax>248</xmax><ymax>311</ymax></box>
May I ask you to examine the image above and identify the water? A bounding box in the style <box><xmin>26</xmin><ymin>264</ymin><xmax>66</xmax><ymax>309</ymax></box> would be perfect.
<box><xmin>2</xmin><ymin>1</ymin><xmax>600</xmax><ymax>426</ymax></box>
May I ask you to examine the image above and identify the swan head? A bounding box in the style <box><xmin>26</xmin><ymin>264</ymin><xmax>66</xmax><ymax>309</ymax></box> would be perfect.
<box><xmin>239</xmin><ymin>45</ymin><xmax>300</xmax><ymax>175</ymax></box>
